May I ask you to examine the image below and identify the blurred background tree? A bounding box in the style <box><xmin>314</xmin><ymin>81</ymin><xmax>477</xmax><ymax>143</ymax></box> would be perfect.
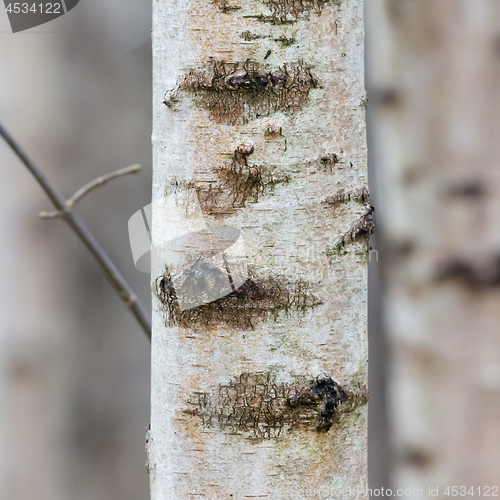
<box><xmin>367</xmin><ymin>0</ymin><xmax>500</xmax><ymax>494</ymax></box>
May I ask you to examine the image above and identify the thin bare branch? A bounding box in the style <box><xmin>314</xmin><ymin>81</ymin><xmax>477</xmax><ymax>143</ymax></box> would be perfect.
<box><xmin>40</xmin><ymin>164</ymin><xmax>141</xmax><ymax>220</ymax></box>
<box><xmin>0</xmin><ymin>121</ymin><xmax>151</xmax><ymax>340</ymax></box>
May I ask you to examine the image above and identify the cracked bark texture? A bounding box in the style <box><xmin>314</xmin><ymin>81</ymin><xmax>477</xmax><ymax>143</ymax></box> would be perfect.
<box><xmin>367</xmin><ymin>0</ymin><xmax>500</xmax><ymax>493</ymax></box>
<box><xmin>151</xmin><ymin>0</ymin><xmax>367</xmax><ymax>498</ymax></box>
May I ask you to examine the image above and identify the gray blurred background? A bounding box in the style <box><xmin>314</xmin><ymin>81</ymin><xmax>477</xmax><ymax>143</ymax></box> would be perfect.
<box><xmin>1</xmin><ymin>0</ymin><xmax>499</xmax><ymax>499</ymax></box>
<box><xmin>0</xmin><ymin>1</ymin><xmax>152</xmax><ymax>499</ymax></box>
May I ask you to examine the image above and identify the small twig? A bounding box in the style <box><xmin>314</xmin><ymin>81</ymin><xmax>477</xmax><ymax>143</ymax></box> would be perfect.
<box><xmin>0</xmin><ymin>121</ymin><xmax>151</xmax><ymax>340</ymax></box>
<box><xmin>40</xmin><ymin>164</ymin><xmax>141</xmax><ymax>220</ymax></box>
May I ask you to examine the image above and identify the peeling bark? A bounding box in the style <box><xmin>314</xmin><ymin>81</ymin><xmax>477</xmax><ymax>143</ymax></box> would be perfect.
<box><xmin>151</xmin><ymin>0</ymin><xmax>368</xmax><ymax>497</ymax></box>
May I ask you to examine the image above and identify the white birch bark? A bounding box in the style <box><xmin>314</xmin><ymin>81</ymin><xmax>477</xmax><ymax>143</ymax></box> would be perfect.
<box><xmin>368</xmin><ymin>0</ymin><xmax>500</xmax><ymax>493</ymax></box>
<box><xmin>151</xmin><ymin>0</ymin><xmax>369</xmax><ymax>497</ymax></box>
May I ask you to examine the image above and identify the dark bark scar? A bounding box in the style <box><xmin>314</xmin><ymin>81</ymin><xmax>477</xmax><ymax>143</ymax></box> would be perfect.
<box><xmin>327</xmin><ymin>203</ymin><xmax>375</xmax><ymax>256</ymax></box>
<box><xmin>164</xmin><ymin>60</ymin><xmax>319</xmax><ymax>125</ymax></box>
<box><xmin>164</xmin><ymin>146</ymin><xmax>291</xmax><ymax>217</ymax></box>
<box><xmin>241</xmin><ymin>0</ymin><xmax>342</xmax><ymax>24</ymax></box>
<box><xmin>186</xmin><ymin>373</ymin><xmax>368</xmax><ymax>440</ymax></box>
<box><xmin>156</xmin><ymin>270</ymin><xmax>322</xmax><ymax>329</ymax></box>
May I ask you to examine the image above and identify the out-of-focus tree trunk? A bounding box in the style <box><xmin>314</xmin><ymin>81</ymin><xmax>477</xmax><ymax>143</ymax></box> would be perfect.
<box><xmin>369</xmin><ymin>0</ymin><xmax>500</xmax><ymax>493</ymax></box>
<box><xmin>151</xmin><ymin>0</ymin><xmax>369</xmax><ymax>498</ymax></box>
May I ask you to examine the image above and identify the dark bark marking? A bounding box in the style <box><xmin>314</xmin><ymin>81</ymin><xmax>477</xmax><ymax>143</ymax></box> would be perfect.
<box><xmin>243</xmin><ymin>0</ymin><xmax>342</xmax><ymax>25</ymax></box>
<box><xmin>240</xmin><ymin>30</ymin><xmax>267</xmax><ymax>41</ymax></box>
<box><xmin>274</xmin><ymin>36</ymin><xmax>297</xmax><ymax>47</ymax></box>
<box><xmin>447</xmin><ymin>181</ymin><xmax>486</xmax><ymax>199</ymax></box>
<box><xmin>186</xmin><ymin>373</ymin><xmax>367</xmax><ymax>440</ymax></box>
<box><xmin>327</xmin><ymin>204</ymin><xmax>375</xmax><ymax>256</ymax></box>
<box><xmin>265</xmin><ymin>122</ymin><xmax>282</xmax><ymax>136</ymax></box>
<box><xmin>400</xmin><ymin>447</ymin><xmax>434</xmax><ymax>468</ymax></box>
<box><xmin>165</xmin><ymin>146</ymin><xmax>291</xmax><ymax>217</ymax></box>
<box><xmin>319</xmin><ymin>152</ymin><xmax>341</xmax><ymax>171</ymax></box>
<box><xmin>165</xmin><ymin>60</ymin><xmax>319</xmax><ymax>125</ymax></box>
<box><xmin>436</xmin><ymin>256</ymin><xmax>500</xmax><ymax>289</ymax></box>
<box><xmin>156</xmin><ymin>270</ymin><xmax>321</xmax><ymax>329</ymax></box>
<box><xmin>323</xmin><ymin>187</ymin><xmax>369</xmax><ymax>208</ymax></box>
<box><xmin>145</xmin><ymin>426</ymin><xmax>156</xmax><ymax>477</ymax></box>
<box><xmin>213</xmin><ymin>0</ymin><xmax>242</xmax><ymax>13</ymax></box>
<box><xmin>369</xmin><ymin>87</ymin><xmax>401</xmax><ymax>107</ymax></box>
<box><xmin>239</xmin><ymin>32</ymin><xmax>297</xmax><ymax>47</ymax></box>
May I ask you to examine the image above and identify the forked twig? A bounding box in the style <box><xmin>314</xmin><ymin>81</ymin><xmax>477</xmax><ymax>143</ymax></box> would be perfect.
<box><xmin>40</xmin><ymin>164</ymin><xmax>141</xmax><ymax>220</ymax></box>
<box><xmin>0</xmin><ymin>121</ymin><xmax>151</xmax><ymax>340</ymax></box>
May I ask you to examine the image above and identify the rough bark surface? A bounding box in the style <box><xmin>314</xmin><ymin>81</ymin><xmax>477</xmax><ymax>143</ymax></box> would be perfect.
<box><xmin>368</xmin><ymin>0</ymin><xmax>500</xmax><ymax>493</ymax></box>
<box><xmin>151</xmin><ymin>0</ymin><xmax>368</xmax><ymax>498</ymax></box>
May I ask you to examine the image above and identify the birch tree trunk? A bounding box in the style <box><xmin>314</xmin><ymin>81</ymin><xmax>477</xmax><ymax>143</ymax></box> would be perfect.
<box><xmin>151</xmin><ymin>0</ymin><xmax>369</xmax><ymax>497</ymax></box>
<box><xmin>368</xmin><ymin>0</ymin><xmax>500</xmax><ymax>493</ymax></box>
